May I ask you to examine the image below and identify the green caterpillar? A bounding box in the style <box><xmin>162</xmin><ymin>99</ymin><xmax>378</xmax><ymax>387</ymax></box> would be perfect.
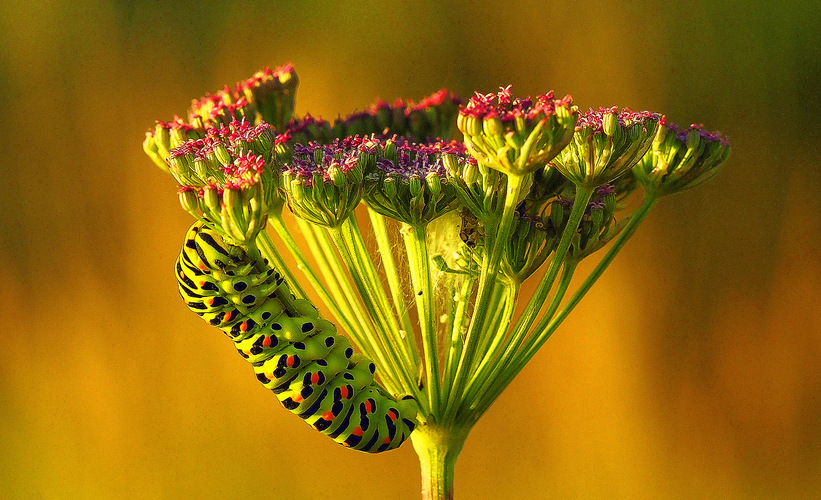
<box><xmin>176</xmin><ymin>221</ymin><xmax>418</xmax><ymax>452</ymax></box>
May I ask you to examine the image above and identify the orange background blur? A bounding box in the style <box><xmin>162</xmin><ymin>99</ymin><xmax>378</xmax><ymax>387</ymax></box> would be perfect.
<box><xmin>1</xmin><ymin>1</ymin><xmax>819</xmax><ymax>498</ymax></box>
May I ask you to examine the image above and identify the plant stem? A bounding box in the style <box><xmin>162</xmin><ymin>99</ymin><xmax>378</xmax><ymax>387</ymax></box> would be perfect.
<box><xmin>444</xmin><ymin>173</ymin><xmax>524</xmax><ymax>421</ymax></box>
<box><xmin>505</xmin><ymin>185</ymin><xmax>595</xmax><ymax>351</ymax></box>
<box><xmin>523</xmin><ymin>192</ymin><xmax>659</xmax><ymax>360</ymax></box>
<box><xmin>402</xmin><ymin>223</ymin><xmax>441</xmax><ymax>414</ymax></box>
<box><xmin>411</xmin><ymin>423</ymin><xmax>469</xmax><ymax>500</ymax></box>
<box><xmin>470</xmin><ymin>192</ymin><xmax>659</xmax><ymax>420</ymax></box>
<box><xmin>368</xmin><ymin>207</ymin><xmax>417</xmax><ymax>347</ymax></box>
<box><xmin>329</xmin><ymin>221</ymin><xmax>424</xmax><ymax>410</ymax></box>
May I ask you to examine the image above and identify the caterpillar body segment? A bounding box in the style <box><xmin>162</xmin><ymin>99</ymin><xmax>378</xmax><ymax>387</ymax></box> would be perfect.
<box><xmin>175</xmin><ymin>221</ymin><xmax>418</xmax><ymax>452</ymax></box>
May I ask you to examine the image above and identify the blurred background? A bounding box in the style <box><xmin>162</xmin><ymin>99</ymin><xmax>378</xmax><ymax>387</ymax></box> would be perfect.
<box><xmin>1</xmin><ymin>0</ymin><xmax>819</xmax><ymax>498</ymax></box>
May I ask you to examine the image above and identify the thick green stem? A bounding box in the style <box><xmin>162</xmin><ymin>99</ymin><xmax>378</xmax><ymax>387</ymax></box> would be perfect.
<box><xmin>402</xmin><ymin>223</ymin><xmax>441</xmax><ymax>414</ymax></box>
<box><xmin>411</xmin><ymin>424</ymin><xmax>469</xmax><ymax>500</ymax></box>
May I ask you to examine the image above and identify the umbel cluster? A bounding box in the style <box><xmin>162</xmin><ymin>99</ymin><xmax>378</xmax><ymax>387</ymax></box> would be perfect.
<box><xmin>144</xmin><ymin>64</ymin><xmax>730</xmax><ymax>454</ymax></box>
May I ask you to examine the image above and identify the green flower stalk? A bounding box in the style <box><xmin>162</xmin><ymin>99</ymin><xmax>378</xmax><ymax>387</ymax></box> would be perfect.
<box><xmin>144</xmin><ymin>65</ymin><xmax>732</xmax><ymax>500</ymax></box>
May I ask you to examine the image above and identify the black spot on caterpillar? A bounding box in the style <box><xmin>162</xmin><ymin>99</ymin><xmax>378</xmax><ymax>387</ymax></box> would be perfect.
<box><xmin>176</xmin><ymin>222</ymin><xmax>418</xmax><ymax>452</ymax></box>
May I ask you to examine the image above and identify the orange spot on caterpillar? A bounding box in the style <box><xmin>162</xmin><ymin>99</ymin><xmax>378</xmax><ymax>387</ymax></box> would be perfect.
<box><xmin>311</xmin><ymin>372</ymin><xmax>320</xmax><ymax>384</ymax></box>
<box><xmin>387</xmin><ymin>409</ymin><xmax>398</xmax><ymax>422</ymax></box>
<box><xmin>206</xmin><ymin>298</ymin><xmax>214</xmax><ymax>305</ymax></box>
<box><xmin>240</xmin><ymin>321</ymin><xmax>248</xmax><ymax>332</ymax></box>
<box><xmin>383</xmin><ymin>436</ymin><xmax>392</xmax><ymax>444</ymax></box>
<box><xmin>198</xmin><ymin>262</ymin><xmax>207</xmax><ymax>271</ymax></box>
<box><xmin>340</xmin><ymin>386</ymin><xmax>350</xmax><ymax>399</ymax></box>
<box><xmin>322</xmin><ymin>411</ymin><xmax>334</xmax><ymax>421</ymax></box>
<box><xmin>224</xmin><ymin>311</ymin><xmax>233</xmax><ymax>322</ymax></box>
<box><xmin>352</xmin><ymin>426</ymin><xmax>363</xmax><ymax>437</ymax></box>
<box><xmin>292</xmin><ymin>394</ymin><xmax>303</xmax><ymax>403</ymax></box>
<box><xmin>198</xmin><ymin>281</ymin><xmax>206</xmax><ymax>287</ymax></box>
<box><xmin>364</xmin><ymin>400</ymin><xmax>373</xmax><ymax>413</ymax></box>
<box><xmin>286</xmin><ymin>355</ymin><xmax>295</xmax><ymax>367</ymax></box>
<box><xmin>262</xmin><ymin>336</ymin><xmax>271</xmax><ymax>347</ymax></box>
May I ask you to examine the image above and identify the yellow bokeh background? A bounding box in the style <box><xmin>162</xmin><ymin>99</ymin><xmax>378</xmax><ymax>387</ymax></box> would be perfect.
<box><xmin>1</xmin><ymin>1</ymin><xmax>819</xmax><ymax>498</ymax></box>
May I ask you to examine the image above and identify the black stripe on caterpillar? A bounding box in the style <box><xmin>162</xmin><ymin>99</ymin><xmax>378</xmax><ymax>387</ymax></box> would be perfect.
<box><xmin>175</xmin><ymin>221</ymin><xmax>418</xmax><ymax>452</ymax></box>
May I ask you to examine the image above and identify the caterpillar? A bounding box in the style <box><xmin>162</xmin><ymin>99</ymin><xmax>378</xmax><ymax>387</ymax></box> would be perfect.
<box><xmin>175</xmin><ymin>221</ymin><xmax>418</xmax><ymax>452</ymax></box>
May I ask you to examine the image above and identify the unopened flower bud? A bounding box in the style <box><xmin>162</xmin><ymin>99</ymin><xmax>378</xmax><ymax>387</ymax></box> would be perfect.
<box><xmin>483</xmin><ymin>113</ymin><xmax>504</xmax><ymax>138</ymax></box>
<box><xmin>203</xmin><ymin>185</ymin><xmax>221</xmax><ymax>212</ymax></box>
<box><xmin>328</xmin><ymin>165</ymin><xmax>345</xmax><ymax>188</ymax></box>
<box><xmin>213</xmin><ymin>142</ymin><xmax>232</xmax><ymax>167</ymax></box>
<box><xmin>409</xmin><ymin>176</ymin><xmax>423</xmax><ymax>198</ymax></box>
<box><xmin>178</xmin><ymin>188</ymin><xmax>199</xmax><ymax>213</ymax></box>
<box><xmin>426</xmin><ymin>172</ymin><xmax>442</xmax><ymax>197</ymax></box>
<box><xmin>383</xmin><ymin>176</ymin><xmax>398</xmax><ymax>199</ymax></box>
<box><xmin>603</xmin><ymin>109</ymin><xmax>619</xmax><ymax>137</ymax></box>
<box><xmin>685</xmin><ymin>126</ymin><xmax>702</xmax><ymax>150</ymax></box>
<box><xmin>463</xmin><ymin>162</ymin><xmax>478</xmax><ymax>185</ymax></box>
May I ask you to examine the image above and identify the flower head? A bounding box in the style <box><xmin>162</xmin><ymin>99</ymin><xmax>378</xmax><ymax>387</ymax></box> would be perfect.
<box><xmin>457</xmin><ymin>86</ymin><xmax>577</xmax><ymax>176</ymax></box>
<box><xmin>166</xmin><ymin>122</ymin><xmax>281</xmax><ymax>243</ymax></box>
<box><xmin>185</xmin><ymin>64</ymin><xmax>298</xmax><ymax>132</ymax></box>
<box><xmin>331</xmin><ymin>89</ymin><xmax>463</xmax><ymax>143</ymax></box>
<box><xmin>406</xmin><ymin>89</ymin><xmax>463</xmax><ymax>142</ymax></box>
<box><xmin>285</xmin><ymin>114</ymin><xmax>335</xmax><ymax>145</ymax></box>
<box><xmin>143</xmin><ymin>117</ymin><xmax>203</xmax><ymax>172</ymax></box>
<box><xmin>633</xmin><ymin>121</ymin><xmax>730</xmax><ymax>196</ymax></box>
<box><xmin>280</xmin><ymin>137</ymin><xmax>374</xmax><ymax>227</ymax></box>
<box><xmin>237</xmin><ymin>64</ymin><xmax>299</xmax><ymax>131</ymax></box>
<box><xmin>550</xmin><ymin>107</ymin><xmax>662</xmax><ymax>188</ymax></box>
<box><xmin>365</xmin><ymin>139</ymin><xmax>462</xmax><ymax>225</ymax></box>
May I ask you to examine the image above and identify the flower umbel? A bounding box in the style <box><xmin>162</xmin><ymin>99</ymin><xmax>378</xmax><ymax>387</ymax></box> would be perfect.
<box><xmin>634</xmin><ymin>121</ymin><xmax>731</xmax><ymax>196</ymax></box>
<box><xmin>365</xmin><ymin>139</ymin><xmax>462</xmax><ymax>225</ymax></box>
<box><xmin>279</xmin><ymin>137</ymin><xmax>371</xmax><ymax>227</ymax></box>
<box><xmin>166</xmin><ymin>121</ymin><xmax>280</xmax><ymax>244</ymax></box>
<box><xmin>550</xmin><ymin>107</ymin><xmax>662</xmax><ymax>188</ymax></box>
<box><xmin>457</xmin><ymin>86</ymin><xmax>578</xmax><ymax>176</ymax></box>
<box><xmin>144</xmin><ymin>64</ymin><xmax>732</xmax><ymax>500</ymax></box>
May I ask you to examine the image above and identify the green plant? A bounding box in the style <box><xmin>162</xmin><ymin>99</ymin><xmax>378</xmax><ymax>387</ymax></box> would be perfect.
<box><xmin>144</xmin><ymin>64</ymin><xmax>730</xmax><ymax>499</ymax></box>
